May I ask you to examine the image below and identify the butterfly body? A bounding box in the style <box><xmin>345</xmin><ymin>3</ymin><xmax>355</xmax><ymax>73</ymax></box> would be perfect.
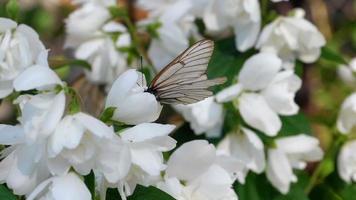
<box><xmin>146</xmin><ymin>39</ymin><xmax>226</xmax><ymax>105</ymax></box>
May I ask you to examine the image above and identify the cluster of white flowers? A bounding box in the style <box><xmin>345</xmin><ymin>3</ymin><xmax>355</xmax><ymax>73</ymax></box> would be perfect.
<box><xmin>0</xmin><ymin>0</ymin><xmax>336</xmax><ymax>198</ymax></box>
<box><xmin>65</xmin><ymin>0</ymin><xmax>132</xmax><ymax>85</ymax></box>
<box><xmin>0</xmin><ymin>17</ymin><xmax>177</xmax><ymax>200</ymax></box>
<box><xmin>0</xmin><ymin>19</ymin><xmax>240</xmax><ymax>198</ymax></box>
<box><xmin>336</xmin><ymin>58</ymin><xmax>356</xmax><ymax>183</ymax></box>
<box><xmin>135</xmin><ymin>0</ymin><xmax>326</xmax><ymax>195</ymax></box>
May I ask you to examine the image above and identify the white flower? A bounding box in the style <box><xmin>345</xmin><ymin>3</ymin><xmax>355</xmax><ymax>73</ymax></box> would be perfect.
<box><xmin>163</xmin><ymin>140</ymin><xmax>242</xmax><ymax>200</ymax></box>
<box><xmin>105</xmin><ymin>69</ymin><xmax>162</xmax><ymax>125</ymax></box>
<box><xmin>157</xmin><ymin>170</ymin><xmax>238</xmax><ymax>200</ymax></box>
<box><xmin>216</xmin><ymin>52</ymin><xmax>301</xmax><ymax>136</ymax></box>
<box><xmin>337</xmin><ymin>140</ymin><xmax>356</xmax><ymax>183</ymax></box>
<box><xmin>174</xmin><ymin>97</ymin><xmax>224</xmax><ymax>137</ymax></box>
<box><xmin>148</xmin><ymin>22</ymin><xmax>190</xmax><ymax>70</ymax></box>
<box><xmin>13</xmin><ymin>50</ymin><xmax>63</xmax><ymax>92</ymax></box>
<box><xmin>256</xmin><ymin>9</ymin><xmax>326</xmax><ymax>69</ymax></box>
<box><xmin>203</xmin><ymin>0</ymin><xmax>261</xmax><ymax>51</ymax></box>
<box><xmin>218</xmin><ymin>127</ymin><xmax>265</xmax><ymax>183</ymax></box>
<box><xmin>65</xmin><ymin>3</ymin><xmax>110</xmax><ymax>47</ymax></box>
<box><xmin>337</xmin><ymin>93</ymin><xmax>356</xmax><ymax>134</ymax></box>
<box><xmin>0</xmin><ymin>17</ymin><xmax>46</xmax><ymax>98</ymax></box>
<box><xmin>338</xmin><ymin>58</ymin><xmax>356</xmax><ymax>86</ymax></box>
<box><xmin>27</xmin><ymin>172</ymin><xmax>91</xmax><ymax>200</ymax></box>
<box><xmin>0</xmin><ymin>92</ymin><xmax>66</xmax><ymax>195</ymax></box>
<box><xmin>47</xmin><ymin>112</ymin><xmax>130</xmax><ymax>179</ymax></box>
<box><xmin>65</xmin><ymin>3</ymin><xmax>131</xmax><ymax>84</ymax></box>
<box><xmin>266</xmin><ymin>134</ymin><xmax>323</xmax><ymax>194</ymax></box>
<box><xmin>0</xmin><ymin>141</ymin><xmax>51</xmax><ymax>195</ymax></box>
<box><xmin>118</xmin><ymin>123</ymin><xmax>176</xmax><ymax>197</ymax></box>
<box><xmin>139</xmin><ymin>0</ymin><xmax>196</xmax><ymax>70</ymax></box>
<box><xmin>15</xmin><ymin>91</ymin><xmax>66</xmax><ymax>143</ymax></box>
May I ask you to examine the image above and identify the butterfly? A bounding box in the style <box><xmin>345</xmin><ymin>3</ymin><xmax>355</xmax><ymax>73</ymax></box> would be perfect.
<box><xmin>145</xmin><ymin>39</ymin><xmax>226</xmax><ymax>105</ymax></box>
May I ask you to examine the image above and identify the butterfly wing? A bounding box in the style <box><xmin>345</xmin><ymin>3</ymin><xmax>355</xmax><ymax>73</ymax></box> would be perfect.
<box><xmin>149</xmin><ymin>39</ymin><xmax>226</xmax><ymax>105</ymax></box>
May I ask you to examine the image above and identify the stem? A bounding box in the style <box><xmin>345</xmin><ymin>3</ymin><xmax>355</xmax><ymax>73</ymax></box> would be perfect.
<box><xmin>304</xmin><ymin>133</ymin><xmax>345</xmax><ymax>194</ymax></box>
<box><xmin>123</xmin><ymin>15</ymin><xmax>156</xmax><ymax>73</ymax></box>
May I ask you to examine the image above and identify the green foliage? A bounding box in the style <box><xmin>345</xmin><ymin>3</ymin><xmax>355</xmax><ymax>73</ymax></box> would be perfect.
<box><xmin>50</xmin><ymin>56</ymin><xmax>92</xmax><ymax>71</ymax></box>
<box><xmin>127</xmin><ymin>185</ymin><xmax>175</xmax><ymax>200</ymax></box>
<box><xmin>64</xmin><ymin>87</ymin><xmax>82</xmax><ymax>114</ymax></box>
<box><xmin>5</xmin><ymin>0</ymin><xmax>19</xmax><ymax>20</ymax></box>
<box><xmin>146</xmin><ymin>21</ymin><xmax>162</xmax><ymax>38</ymax></box>
<box><xmin>279</xmin><ymin>112</ymin><xmax>312</xmax><ymax>136</ymax></box>
<box><xmin>84</xmin><ymin>171</ymin><xmax>95</xmax><ymax>200</ymax></box>
<box><xmin>100</xmin><ymin>107</ymin><xmax>117</xmax><ymax>123</ymax></box>
<box><xmin>106</xmin><ymin>185</ymin><xmax>175</xmax><ymax>200</ymax></box>
<box><xmin>0</xmin><ymin>185</ymin><xmax>16</xmax><ymax>200</ymax></box>
<box><xmin>237</xmin><ymin>172</ymin><xmax>310</xmax><ymax>200</ymax></box>
<box><xmin>31</xmin><ymin>8</ymin><xmax>55</xmax><ymax>35</ymax></box>
<box><xmin>320</xmin><ymin>46</ymin><xmax>348</xmax><ymax>66</ymax></box>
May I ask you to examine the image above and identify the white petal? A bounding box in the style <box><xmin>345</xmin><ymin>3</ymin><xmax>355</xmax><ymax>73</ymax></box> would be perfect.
<box><xmin>0</xmin><ymin>18</ymin><xmax>17</xmax><ymax>32</ymax></box>
<box><xmin>102</xmin><ymin>21</ymin><xmax>127</xmax><ymax>32</ymax></box>
<box><xmin>262</xmin><ymin>70</ymin><xmax>301</xmax><ymax>115</ymax></box>
<box><xmin>50</xmin><ymin>173</ymin><xmax>91</xmax><ymax>200</ymax></box>
<box><xmin>49</xmin><ymin>115</ymin><xmax>85</xmax><ymax>157</ymax></box>
<box><xmin>13</xmin><ymin>65</ymin><xmax>62</xmax><ymax>91</ymax></box>
<box><xmin>166</xmin><ymin>140</ymin><xmax>216</xmax><ymax>181</ymax></box>
<box><xmin>266</xmin><ymin>149</ymin><xmax>296</xmax><ymax>194</ymax></box>
<box><xmin>47</xmin><ymin>156</ymin><xmax>71</xmax><ymax>176</ymax></box>
<box><xmin>0</xmin><ymin>81</ymin><xmax>13</xmax><ymax>99</ymax></box>
<box><xmin>0</xmin><ymin>125</ymin><xmax>25</xmax><ymax>145</ymax></box>
<box><xmin>149</xmin><ymin>23</ymin><xmax>188</xmax><ymax>71</ymax></box>
<box><xmin>276</xmin><ymin>134</ymin><xmax>324</xmax><ymax>165</ymax></box>
<box><xmin>216</xmin><ymin>83</ymin><xmax>243</xmax><ymax>103</ymax></box>
<box><xmin>105</xmin><ymin>69</ymin><xmax>141</xmax><ymax>108</ymax></box>
<box><xmin>40</xmin><ymin>91</ymin><xmax>66</xmax><ymax>136</ymax></box>
<box><xmin>112</xmin><ymin>93</ymin><xmax>162</xmax><ymax>125</ymax></box>
<box><xmin>98</xmin><ymin>137</ymin><xmax>131</xmax><ymax>183</ymax></box>
<box><xmin>238</xmin><ymin>52</ymin><xmax>282</xmax><ymax>91</ymax></box>
<box><xmin>337</xmin><ymin>140</ymin><xmax>356</xmax><ymax>183</ymax></box>
<box><xmin>74</xmin><ymin>112</ymin><xmax>114</xmax><ymax>138</ymax></box>
<box><xmin>239</xmin><ymin>93</ymin><xmax>281</xmax><ymax>136</ymax></box>
<box><xmin>131</xmin><ymin>148</ymin><xmax>165</xmax><ymax>176</ymax></box>
<box><xmin>337</xmin><ymin>93</ymin><xmax>356</xmax><ymax>134</ymax></box>
<box><xmin>234</xmin><ymin>19</ymin><xmax>260</xmax><ymax>52</ymax></box>
<box><xmin>176</xmin><ymin>97</ymin><xmax>224</xmax><ymax>137</ymax></box>
<box><xmin>121</xmin><ymin>123</ymin><xmax>175</xmax><ymax>143</ymax></box>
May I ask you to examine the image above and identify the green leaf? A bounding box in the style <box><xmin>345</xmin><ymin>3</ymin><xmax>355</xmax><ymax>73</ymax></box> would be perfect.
<box><xmin>64</xmin><ymin>87</ymin><xmax>81</xmax><ymax>114</ymax></box>
<box><xmin>106</xmin><ymin>188</ymin><xmax>121</xmax><ymax>200</ymax></box>
<box><xmin>50</xmin><ymin>56</ymin><xmax>91</xmax><ymax>71</ymax></box>
<box><xmin>318</xmin><ymin>158</ymin><xmax>335</xmax><ymax>180</ymax></box>
<box><xmin>54</xmin><ymin>65</ymin><xmax>70</xmax><ymax>79</ymax></box>
<box><xmin>6</xmin><ymin>0</ymin><xmax>19</xmax><ymax>20</ymax></box>
<box><xmin>279</xmin><ymin>112</ymin><xmax>312</xmax><ymax>136</ymax></box>
<box><xmin>99</xmin><ymin>107</ymin><xmax>116</xmax><ymax>123</ymax></box>
<box><xmin>146</xmin><ymin>21</ymin><xmax>162</xmax><ymax>38</ymax></box>
<box><xmin>340</xmin><ymin>183</ymin><xmax>356</xmax><ymax>200</ymax></box>
<box><xmin>84</xmin><ymin>171</ymin><xmax>95</xmax><ymax>200</ymax></box>
<box><xmin>0</xmin><ymin>185</ymin><xmax>16</xmax><ymax>200</ymax></box>
<box><xmin>127</xmin><ymin>185</ymin><xmax>175</xmax><ymax>200</ymax></box>
<box><xmin>320</xmin><ymin>47</ymin><xmax>348</xmax><ymax>65</ymax></box>
<box><xmin>237</xmin><ymin>172</ymin><xmax>310</xmax><ymax>200</ymax></box>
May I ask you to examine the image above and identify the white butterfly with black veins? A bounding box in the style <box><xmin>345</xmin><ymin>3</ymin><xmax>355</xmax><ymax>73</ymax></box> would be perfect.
<box><xmin>145</xmin><ymin>39</ymin><xmax>226</xmax><ymax>105</ymax></box>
